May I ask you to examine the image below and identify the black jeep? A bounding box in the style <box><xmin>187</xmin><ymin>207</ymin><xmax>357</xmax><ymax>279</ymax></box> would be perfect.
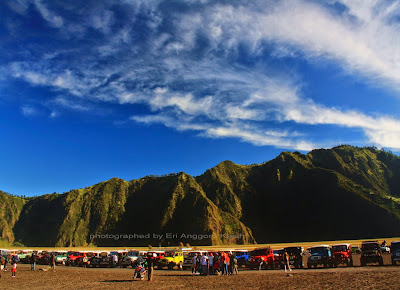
<box><xmin>360</xmin><ymin>241</ymin><xmax>383</xmax><ymax>266</ymax></box>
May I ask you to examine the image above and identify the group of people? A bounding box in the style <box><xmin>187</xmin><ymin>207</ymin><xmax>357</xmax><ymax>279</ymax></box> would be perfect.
<box><xmin>0</xmin><ymin>254</ymin><xmax>20</xmax><ymax>278</ymax></box>
<box><xmin>191</xmin><ymin>252</ymin><xmax>239</xmax><ymax>276</ymax></box>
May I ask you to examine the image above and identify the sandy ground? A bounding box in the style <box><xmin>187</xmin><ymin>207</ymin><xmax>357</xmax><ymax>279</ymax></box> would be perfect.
<box><xmin>1</xmin><ymin>254</ymin><xmax>399</xmax><ymax>289</ymax></box>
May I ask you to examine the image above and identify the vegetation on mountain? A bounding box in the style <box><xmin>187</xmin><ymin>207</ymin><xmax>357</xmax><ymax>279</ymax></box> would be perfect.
<box><xmin>2</xmin><ymin>146</ymin><xmax>400</xmax><ymax>246</ymax></box>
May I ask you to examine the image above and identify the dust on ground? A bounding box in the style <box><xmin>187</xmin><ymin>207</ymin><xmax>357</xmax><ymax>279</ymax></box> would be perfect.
<box><xmin>2</xmin><ymin>255</ymin><xmax>400</xmax><ymax>290</ymax></box>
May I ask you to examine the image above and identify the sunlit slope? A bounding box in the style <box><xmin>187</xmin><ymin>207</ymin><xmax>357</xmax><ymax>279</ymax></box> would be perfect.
<box><xmin>4</xmin><ymin>145</ymin><xmax>400</xmax><ymax>246</ymax></box>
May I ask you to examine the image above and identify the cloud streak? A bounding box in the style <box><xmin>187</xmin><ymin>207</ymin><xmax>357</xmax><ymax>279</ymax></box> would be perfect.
<box><xmin>2</xmin><ymin>0</ymin><xmax>400</xmax><ymax>150</ymax></box>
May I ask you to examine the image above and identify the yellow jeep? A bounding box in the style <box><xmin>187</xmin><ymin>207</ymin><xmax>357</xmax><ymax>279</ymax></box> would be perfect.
<box><xmin>158</xmin><ymin>250</ymin><xmax>184</xmax><ymax>270</ymax></box>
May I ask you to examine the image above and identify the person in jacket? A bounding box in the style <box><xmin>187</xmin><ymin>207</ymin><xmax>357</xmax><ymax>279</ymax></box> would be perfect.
<box><xmin>147</xmin><ymin>253</ymin><xmax>155</xmax><ymax>281</ymax></box>
<box><xmin>30</xmin><ymin>252</ymin><xmax>38</xmax><ymax>271</ymax></box>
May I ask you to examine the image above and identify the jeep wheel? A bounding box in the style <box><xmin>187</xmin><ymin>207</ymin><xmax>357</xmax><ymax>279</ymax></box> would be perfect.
<box><xmin>379</xmin><ymin>258</ymin><xmax>383</xmax><ymax>266</ymax></box>
<box><xmin>361</xmin><ymin>259</ymin><xmax>366</xmax><ymax>267</ymax></box>
<box><xmin>349</xmin><ymin>259</ymin><xmax>353</xmax><ymax>267</ymax></box>
<box><xmin>168</xmin><ymin>263</ymin><xmax>174</xmax><ymax>270</ymax></box>
<box><xmin>307</xmin><ymin>263</ymin><xmax>311</xmax><ymax>269</ymax></box>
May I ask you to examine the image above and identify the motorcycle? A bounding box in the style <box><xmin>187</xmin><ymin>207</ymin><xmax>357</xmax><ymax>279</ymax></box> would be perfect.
<box><xmin>133</xmin><ymin>261</ymin><xmax>147</xmax><ymax>280</ymax></box>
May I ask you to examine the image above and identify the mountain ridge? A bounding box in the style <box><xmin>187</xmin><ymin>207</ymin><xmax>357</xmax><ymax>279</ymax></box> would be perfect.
<box><xmin>2</xmin><ymin>145</ymin><xmax>400</xmax><ymax>247</ymax></box>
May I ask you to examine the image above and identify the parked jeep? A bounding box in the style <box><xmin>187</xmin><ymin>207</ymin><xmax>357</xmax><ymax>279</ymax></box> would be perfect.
<box><xmin>284</xmin><ymin>246</ymin><xmax>304</xmax><ymax>268</ymax></box>
<box><xmin>330</xmin><ymin>244</ymin><xmax>353</xmax><ymax>267</ymax></box>
<box><xmin>247</xmin><ymin>248</ymin><xmax>276</xmax><ymax>269</ymax></box>
<box><xmin>98</xmin><ymin>252</ymin><xmax>111</xmax><ymax>267</ymax></box>
<box><xmin>233</xmin><ymin>250</ymin><xmax>250</xmax><ymax>267</ymax></box>
<box><xmin>158</xmin><ymin>250</ymin><xmax>184</xmax><ymax>270</ymax></box>
<box><xmin>55</xmin><ymin>251</ymin><xmax>68</xmax><ymax>265</ymax></box>
<box><xmin>17</xmin><ymin>250</ymin><xmax>33</xmax><ymax>264</ymax></box>
<box><xmin>360</xmin><ymin>241</ymin><xmax>383</xmax><ymax>266</ymax></box>
<box><xmin>307</xmin><ymin>245</ymin><xmax>332</xmax><ymax>268</ymax></box>
<box><xmin>89</xmin><ymin>253</ymin><xmax>101</xmax><ymax>268</ymax></box>
<box><xmin>121</xmin><ymin>250</ymin><xmax>147</xmax><ymax>268</ymax></box>
<box><xmin>147</xmin><ymin>250</ymin><xmax>165</xmax><ymax>268</ymax></box>
<box><xmin>37</xmin><ymin>252</ymin><xmax>51</xmax><ymax>265</ymax></box>
<box><xmin>66</xmin><ymin>251</ymin><xmax>85</xmax><ymax>266</ymax></box>
<box><xmin>273</xmin><ymin>249</ymin><xmax>284</xmax><ymax>268</ymax></box>
<box><xmin>391</xmin><ymin>241</ymin><xmax>400</xmax><ymax>266</ymax></box>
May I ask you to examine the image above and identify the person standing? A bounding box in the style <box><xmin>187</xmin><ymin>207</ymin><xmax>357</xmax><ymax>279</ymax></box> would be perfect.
<box><xmin>147</xmin><ymin>253</ymin><xmax>155</xmax><ymax>281</ymax></box>
<box><xmin>200</xmin><ymin>253</ymin><xmax>208</xmax><ymax>276</ymax></box>
<box><xmin>30</xmin><ymin>252</ymin><xmax>37</xmax><ymax>271</ymax></box>
<box><xmin>220</xmin><ymin>253</ymin><xmax>225</xmax><ymax>275</ymax></box>
<box><xmin>118</xmin><ymin>252</ymin><xmax>123</xmax><ymax>268</ymax></box>
<box><xmin>50</xmin><ymin>253</ymin><xmax>56</xmax><ymax>271</ymax></box>
<box><xmin>11</xmin><ymin>254</ymin><xmax>19</xmax><ymax>278</ymax></box>
<box><xmin>191</xmin><ymin>253</ymin><xmax>198</xmax><ymax>274</ymax></box>
<box><xmin>224</xmin><ymin>253</ymin><xmax>230</xmax><ymax>275</ymax></box>
<box><xmin>213</xmin><ymin>254</ymin><xmax>221</xmax><ymax>275</ymax></box>
<box><xmin>82</xmin><ymin>254</ymin><xmax>88</xmax><ymax>268</ymax></box>
<box><xmin>112</xmin><ymin>254</ymin><xmax>118</xmax><ymax>267</ymax></box>
<box><xmin>231</xmin><ymin>254</ymin><xmax>238</xmax><ymax>274</ymax></box>
<box><xmin>208</xmin><ymin>253</ymin><xmax>214</xmax><ymax>275</ymax></box>
<box><xmin>283</xmin><ymin>250</ymin><xmax>292</xmax><ymax>274</ymax></box>
<box><xmin>0</xmin><ymin>254</ymin><xmax>5</xmax><ymax>278</ymax></box>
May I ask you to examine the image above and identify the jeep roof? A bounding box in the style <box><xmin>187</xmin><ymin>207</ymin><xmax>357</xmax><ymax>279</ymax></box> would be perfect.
<box><xmin>391</xmin><ymin>241</ymin><xmax>400</xmax><ymax>249</ymax></box>
<box><xmin>310</xmin><ymin>245</ymin><xmax>330</xmax><ymax>249</ymax></box>
<box><xmin>332</xmin><ymin>243</ymin><xmax>350</xmax><ymax>247</ymax></box>
<box><xmin>362</xmin><ymin>241</ymin><xmax>379</xmax><ymax>244</ymax></box>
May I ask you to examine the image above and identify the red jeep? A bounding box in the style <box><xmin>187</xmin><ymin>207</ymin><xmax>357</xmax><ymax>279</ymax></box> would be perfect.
<box><xmin>66</xmin><ymin>251</ymin><xmax>85</xmax><ymax>266</ymax></box>
<box><xmin>330</xmin><ymin>244</ymin><xmax>353</xmax><ymax>267</ymax></box>
<box><xmin>147</xmin><ymin>251</ymin><xmax>165</xmax><ymax>268</ymax></box>
<box><xmin>247</xmin><ymin>247</ymin><xmax>276</xmax><ymax>269</ymax></box>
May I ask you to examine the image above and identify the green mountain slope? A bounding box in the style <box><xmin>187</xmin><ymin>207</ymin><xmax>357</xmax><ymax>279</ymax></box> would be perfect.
<box><xmin>4</xmin><ymin>145</ymin><xmax>400</xmax><ymax>246</ymax></box>
<box><xmin>0</xmin><ymin>191</ymin><xmax>25</xmax><ymax>245</ymax></box>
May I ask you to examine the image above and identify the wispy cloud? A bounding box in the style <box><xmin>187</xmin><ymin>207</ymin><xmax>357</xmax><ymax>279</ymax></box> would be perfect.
<box><xmin>34</xmin><ymin>0</ymin><xmax>64</xmax><ymax>28</ymax></box>
<box><xmin>3</xmin><ymin>0</ymin><xmax>400</xmax><ymax>150</ymax></box>
<box><xmin>21</xmin><ymin>105</ymin><xmax>37</xmax><ymax>116</ymax></box>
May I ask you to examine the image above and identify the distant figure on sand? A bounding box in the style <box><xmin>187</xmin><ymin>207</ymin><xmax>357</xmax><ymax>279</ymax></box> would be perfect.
<box><xmin>11</xmin><ymin>254</ymin><xmax>19</xmax><ymax>278</ymax></box>
<box><xmin>283</xmin><ymin>250</ymin><xmax>292</xmax><ymax>274</ymax></box>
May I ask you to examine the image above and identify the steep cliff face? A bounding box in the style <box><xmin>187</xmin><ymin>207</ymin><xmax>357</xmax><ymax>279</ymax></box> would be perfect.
<box><xmin>4</xmin><ymin>146</ymin><xmax>400</xmax><ymax>246</ymax></box>
<box><xmin>110</xmin><ymin>173</ymin><xmax>254</xmax><ymax>246</ymax></box>
<box><xmin>0</xmin><ymin>191</ymin><xmax>25</xmax><ymax>245</ymax></box>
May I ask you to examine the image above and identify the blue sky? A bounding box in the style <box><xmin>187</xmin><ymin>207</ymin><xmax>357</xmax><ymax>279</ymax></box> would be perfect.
<box><xmin>1</xmin><ymin>0</ymin><xmax>400</xmax><ymax>196</ymax></box>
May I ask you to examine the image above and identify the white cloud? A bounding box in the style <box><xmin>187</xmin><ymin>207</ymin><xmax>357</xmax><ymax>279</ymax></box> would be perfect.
<box><xmin>50</xmin><ymin>97</ymin><xmax>89</xmax><ymax>112</ymax></box>
<box><xmin>21</xmin><ymin>105</ymin><xmax>37</xmax><ymax>116</ymax></box>
<box><xmin>7</xmin><ymin>0</ymin><xmax>30</xmax><ymax>15</ymax></box>
<box><xmin>34</xmin><ymin>0</ymin><xmax>64</xmax><ymax>28</ymax></box>
<box><xmin>5</xmin><ymin>0</ymin><xmax>400</xmax><ymax>151</ymax></box>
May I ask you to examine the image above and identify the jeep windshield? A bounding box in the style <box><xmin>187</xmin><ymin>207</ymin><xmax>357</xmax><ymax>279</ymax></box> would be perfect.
<box><xmin>332</xmin><ymin>245</ymin><xmax>347</xmax><ymax>252</ymax></box>
<box><xmin>284</xmin><ymin>247</ymin><xmax>301</xmax><ymax>254</ymax></box>
<box><xmin>164</xmin><ymin>252</ymin><xmax>175</xmax><ymax>257</ymax></box>
<box><xmin>128</xmin><ymin>251</ymin><xmax>138</xmax><ymax>256</ymax></box>
<box><xmin>310</xmin><ymin>247</ymin><xmax>328</xmax><ymax>254</ymax></box>
<box><xmin>362</xmin><ymin>243</ymin><xmax>379</xmax><ymax>251</ymax></box>
<box><xmin>391</xmin><ymin>243</ymin><xmax>400</xmax><ymax>250</ymax></box>
<box><xmin>252</xmin><ymin>249</ymin><xmax>268</xmax><ymax>256</ymax></box>
<box><xmin>73</xmin><ymin>252</ymin><xmax>81</xmax><ymax>256</ymax></box>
